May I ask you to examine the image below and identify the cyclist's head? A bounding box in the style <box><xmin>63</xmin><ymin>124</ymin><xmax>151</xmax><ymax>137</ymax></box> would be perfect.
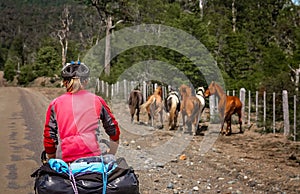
<box><xmin>61</xmin><ymin>61</ymin><xmax>90</xmax><ymax>93</ymax></box>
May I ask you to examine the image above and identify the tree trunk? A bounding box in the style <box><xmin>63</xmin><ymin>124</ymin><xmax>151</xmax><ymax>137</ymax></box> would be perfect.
<box><xmin>289</xmin><ymin>65</ymin><xmax>300</xmax><ymax>96</ymax></box>
<box><xmin>232</xmin><ymin>0</ymin><xmax>236</xmax><ymax>33</ymax></box>
<box><xmin>199</xmin><ymin>0</ymin><xmax>204</xmax><ymax>21</ymax></box>
<box><xmin>58</xmin><ymin>6</ymin><xmax>72</xmax><ymax>66</ymax></box>
<box><xmin>104</xmin><ymin>16</ymin><xmax>112</xmax><ymax>76</ymax></box>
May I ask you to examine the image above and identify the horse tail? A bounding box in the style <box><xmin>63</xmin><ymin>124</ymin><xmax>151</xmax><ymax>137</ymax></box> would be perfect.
<box><xmin>138</xmin><ymin>92</ymin><xmax>144</xmax><ymax>106</ymax></box>
<box><xmin>128</xmin><ymin>94</ymin><xmax>133</xmax><ymax>105</ymax></box>
<box><xmin>187</xmin><ymin>98</ymin><xmax>201</xmax><ymax>124</ymax></box>
<box><xmin>140</xmin><ymin>96</ymin><xmax>155</xmax><ymax>111</ymax></box>
<box><xmin>168</xmin><ymin>97</ymin><xmax>177</xmax><ymax>117</ymax></box>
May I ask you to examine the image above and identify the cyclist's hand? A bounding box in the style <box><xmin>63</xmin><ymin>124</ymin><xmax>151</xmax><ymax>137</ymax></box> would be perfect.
<box><xmin>108</xmin><ymin>139</ymin><xmax>119</xmax><ymax>155</ymax></box>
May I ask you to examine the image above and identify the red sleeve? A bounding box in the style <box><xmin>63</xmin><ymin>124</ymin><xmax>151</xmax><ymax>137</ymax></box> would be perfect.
<box><xmin>43</xmin><ymin>101</ymin><xmax>57</xmax><ymax>154</ymax></box>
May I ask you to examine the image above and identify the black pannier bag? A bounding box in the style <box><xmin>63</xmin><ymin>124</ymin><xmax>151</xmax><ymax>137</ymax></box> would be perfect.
<box><xmin>31</xmin><ymin>154</ymin><xmax>140</xmax><ymax>194</ymax></box>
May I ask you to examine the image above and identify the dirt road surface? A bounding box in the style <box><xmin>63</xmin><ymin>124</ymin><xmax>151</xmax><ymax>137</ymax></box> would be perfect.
<box><xmin>0</xmin><ymin>79</ymin><xmax>299</xmax><ymax>193</ymax></box>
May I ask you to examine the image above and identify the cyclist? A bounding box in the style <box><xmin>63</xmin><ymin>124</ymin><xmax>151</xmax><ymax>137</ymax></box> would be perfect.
<box><xmin>43</xmin><ymin>61</ymin><xmax>120</xmax><ymax>163</ymax></box>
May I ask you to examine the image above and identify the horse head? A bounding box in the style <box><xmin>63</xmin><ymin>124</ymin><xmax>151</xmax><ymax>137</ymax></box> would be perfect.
<box><xmin>179</xmin><ymin>84</ymin><xmax>192</xmax><ymax>98</ymax></box>
<box><xmin>204</xmin><ymin>82</ymin><xmax>214</xmax><ymax>97</ymax></box>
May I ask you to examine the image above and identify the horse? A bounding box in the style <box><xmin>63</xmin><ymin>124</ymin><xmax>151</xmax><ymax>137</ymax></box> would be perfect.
<box><xmin>164</xmin><ymin>90</ymin><xmax>181</xmax><ymax>130</ymax></box>
<box><xmin>195</xmin><ymin>86</ymin><xmax>206</xmax><ymax>122</ymax></box>
<box><xmin>204</xmin><ymin>81</ymin><xmax>243</xmax><ymax>136</ymax></box>
<box><xmin>128</xmin><ymin>89</ymin><xmax>144</xmax><ymax>123</ymax></box>
<box><xmin>140</xmin><ymin>86</ymin><xmax>164</xmax><ymax>128</ymax></box>
<box><xmin>179</xmin><ymin>84</ymin><xmax>202</xmax><ymax>135</ymax></box>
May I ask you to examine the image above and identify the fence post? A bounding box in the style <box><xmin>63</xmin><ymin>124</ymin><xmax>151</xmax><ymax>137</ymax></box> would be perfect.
<box><xmin>124</xmin><ymin>80</ymin><xmax>127</xmax><ymax>101</ymax></box>
<box><xmin>282</xmin><ymin>90</ymin><xmax>290</xmax><ymax>136</ymax></box>
<box><xmin>111</xmin><ymin>83</ymin><xmax>114</xmax><ymax>98</ymax></box>
<box><xmin>240</xmin><ymin>88</ymin><xmax>246</xmax><ymax>126</ymax></box>
<box><xmin>131</xmin><ymin>81</ymin><xmax>134</xmax><ymax>91</ymax></box>
<box><xmin>96</xmin><ymin>78</ymin><xmax>100</xmax><ymax>93</ymax></box>
<box><xmin>248</xmin><ymin>90</ymin><xmax>251</xmax><ymax>127</ymax></box>
<box><xmin>294</xmin><ymin>95</ymin><xmax>297</xmax><ymax>141</ymax></box>
<box><xmin>143</xmin><ymin>81</ymin><xmax>147</xmax><ymax>102</ymax></box>
<box><xmin>255</xmin><ymin>91</ymin><xmax>258</xmax><ymax>122</ymax></box>
<box><xmin>101</xmin><ymin>80</ymin><xmax>105</xmax><ymax>94</ymax></box>
<box><xmin>273</xmin><ymin>92</ymin><xmax>276</xmax><ymax>133</ymax></box>
<box><xmin>105</xmin><ymin>82</ymin><xmax>109</xmax><ymax>98</ymax></box>
<box><xmin>116</xmin><ymin>81</ymin><xmax>119</xmax><ymax>96</ymax></box>
<box><xmin>263</xmin><ymin>91</ymin><xmax>266</xmax><ymax>131</ymax></box>
<box><xmin>209</xmin><ymin>95</ymin><xmax>217</xmax><ymax>122</ymax></box>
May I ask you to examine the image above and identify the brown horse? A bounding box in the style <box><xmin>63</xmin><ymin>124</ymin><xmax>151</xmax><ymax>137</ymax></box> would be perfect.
<box><xmin>128</xmin><ymin>89</ymin><xmax>144</xmax><ymax>123</ymax></box>
<box><xmin>140</xmin><ymin>86</ymin><xmax>164</xmax><ymax>128</ymax></box>
<box><xmin>204</xmin><ymin>81</ymin><xmax>243</xmax><ymax>135</ymax></box>
<box><xmin>164</xmin><ymin>90</ymin><xmax>180</xmax><ymax>130</ymax></box>
<box><xmin>179</xmin><ymin>84</ymin><xmax>202</xmax><ymax>135</ymax></box>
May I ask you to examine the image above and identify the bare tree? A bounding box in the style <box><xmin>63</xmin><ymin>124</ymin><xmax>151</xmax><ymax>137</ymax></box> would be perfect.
<box><xmin>289</xmin><ymin>64</ymin><xmax>300</xmax><ymax>95</ymax></box>
<box><xmin>57</xmin><ymin>6</ymin><xmax>73</xmax><ymax>66</ymax></box>
<box><xmin>90</xmin><ymin>0</ymin><xmax>123</xmax><ymax>76</ymax></box>
<box><xmin>232</xmin><ymin>0</ymin><xmax>236</xmax><ymax>33</ymax></box>
<box><xmin>199</xmin><ymin>0</ymin><xmax>205</xmax><ymax>20</ymax></box>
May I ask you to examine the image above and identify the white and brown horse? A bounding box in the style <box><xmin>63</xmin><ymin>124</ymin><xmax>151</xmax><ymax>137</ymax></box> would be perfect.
<box><xmin>164</xmin><ymin>90</ymin><xmax>180</xmax><ymax>130</ymax></box>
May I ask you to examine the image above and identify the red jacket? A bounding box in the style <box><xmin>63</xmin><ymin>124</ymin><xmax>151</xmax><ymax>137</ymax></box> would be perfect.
<box><xmin>43</xmin><ymin>90</ymin><xmax>120</xmax><ymax>163</ymax></box>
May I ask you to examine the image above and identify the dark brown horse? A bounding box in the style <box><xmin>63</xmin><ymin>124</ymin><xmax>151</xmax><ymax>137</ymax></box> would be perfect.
<box><xmin>204</xmin><ymin>81</ymin><xmax>243</xmax><ymax>135</ymax></box>
<box><xmin>164</xmin><ymin>90</ymin><xmax>180</xmax><ymax>130</ymax></box>
<box><xmin>179</xmin><ymin>84</ymin><xmax>202</xmax><ymax>135</ymax></box>
<box><xmin>128</xmin><ymin>89</ymin><xmax>144</xmax><ymax>123</ymax></box>
<box><xmin>140</xmin><ymin>86</ymin><xmax>164</xmax><ymax>128</ymax></box>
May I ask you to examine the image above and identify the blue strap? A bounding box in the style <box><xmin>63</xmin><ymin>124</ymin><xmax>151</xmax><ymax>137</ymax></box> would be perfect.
<box><xmin>101</xmin><ymin>155</ymin><xmax>107</xmax><ymax>194</ymax></box>
<box><xmin>68</xmin><ymin>164</ymin><xmax>79</xmax><ymax>194</ymax></box>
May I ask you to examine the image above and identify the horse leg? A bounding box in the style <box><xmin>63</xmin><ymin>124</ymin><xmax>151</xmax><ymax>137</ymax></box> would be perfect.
<box><xmin>147</xmin><ymin>112</ymin><xmax>152</xmax><ymax>126</ymax></box>
<box><xmin>159</xmin><ymin>110</ymin><xmax>164</xmax><ymax>129</ymax></box>
<box><xmin>225</xmin><ymin>118</ymin><xmax>232</xmax><ymax>136</ymax></box>
<box><xmin>130</xmin><ymin>107</ymin><xmax>134</xmax><ymax>123</ymax></box>
<box><xmin>220</xmin><ymin>118</ymin><xmax>225</xmax><ymax>135</ymax></box>
<box><xmin>219</xmin><ymin>112</ymin><xmax>225</xmax><ymax>135</ymax></box>
<box><xmin>168</xmin><ymin>109</ymin><xmax>173</xmax><ymax>130</ymax></box>
<box><xmin>182</xmin><ymin>112</ymin><xmax>186</xmax><ymax>131</ymax></box>
<box><xmin>238</xmin><ymin>111</ymin><xmax>243</xmax><ymax>133</ymax></box>
<box><xmin>192</xmin><ymin>111</ymin><xmax>200</xmax><ymax>136</ymax></box>
<box><xmin>174</xmin><ymin>110</ymin><xmax>179</xmax><ymax>130</ymax></box>
<box><xmin>136</xmin><ymin>108</ymin><xmax>140</xmax><ymax>123</ymax></box>
<box><xmin>168</xmin><ymin>113</ymin><xmax>173</xmax><ymax>130</ymax></box>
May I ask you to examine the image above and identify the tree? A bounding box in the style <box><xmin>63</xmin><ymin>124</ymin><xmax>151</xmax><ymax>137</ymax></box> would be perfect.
<box><xmin>57</xmin><ymin>5</ymin><xmax>73</xmax><ymax>66</ymax></box>
<box><xmin>76</xmin><ymin>0</ymin><xmax>128</xmax><ymax>75</ymax></box>
<box><xmin>33</xmin><ymin>46</ymin><xmax>61</xmax><ymax>77</ymax></box>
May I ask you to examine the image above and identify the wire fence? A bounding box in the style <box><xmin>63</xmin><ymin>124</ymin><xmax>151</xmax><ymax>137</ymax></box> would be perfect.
<box><xmin>95</xmin><ymin>79</ymin><xmax>299</xmax><ymax>141</ymax></box>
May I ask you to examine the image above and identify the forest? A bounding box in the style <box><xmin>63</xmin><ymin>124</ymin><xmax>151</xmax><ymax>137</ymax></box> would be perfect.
<box><xmin>1</xmin><ymin>0</ymin><xmax>300</xmax><ymax>94</ymax></box>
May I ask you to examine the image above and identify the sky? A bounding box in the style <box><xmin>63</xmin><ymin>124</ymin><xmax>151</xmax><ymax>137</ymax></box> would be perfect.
<box><xmin>292</xmin><ymin>0</ymin><xmax>299</xmax><ymax>5</ymax></box>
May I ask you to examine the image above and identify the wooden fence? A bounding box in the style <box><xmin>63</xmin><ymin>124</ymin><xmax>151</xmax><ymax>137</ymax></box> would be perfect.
<box><xmin>94</xmin><ymin>79</ymin><xmax>298</xmax><ymax>141</ymax></box>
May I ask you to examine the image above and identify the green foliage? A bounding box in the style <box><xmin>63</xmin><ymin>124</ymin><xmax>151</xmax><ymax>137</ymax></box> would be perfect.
<box><xmin>1</xmin><ymin>0</ymin><xmax>300</xmax><ymax>92</ymax></box>
<box><xmin>33</xmin><ymin>46</ymin><xmax>61</xmax><ymax>77</ymax></box>
<box><xmin>0</xmin><ymin>47</ymin><xmax>8</xmax><ymax>70</ymax></box>
<box><xmin>3</xmin><ymin>59</ymin><xmax>16</xmax><ymax>82</ymax></box>
<box><xmin>17</xmin><ymin>65</ymin><xmax>37</xmax><ymax>86</ymax></box>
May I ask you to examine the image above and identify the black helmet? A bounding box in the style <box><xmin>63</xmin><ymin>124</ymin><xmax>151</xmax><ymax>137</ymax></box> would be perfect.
<box><xmin>61</xmin><ymin>61</ymin><xmax>90</xmax><ymax>80</ymax></box>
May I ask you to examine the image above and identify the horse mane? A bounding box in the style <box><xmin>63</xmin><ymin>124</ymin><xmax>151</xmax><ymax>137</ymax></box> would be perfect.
<box><xmin>211</xmin><ymin>81</ymin><xmax>226</xmax><ymax>96</ymax></box>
